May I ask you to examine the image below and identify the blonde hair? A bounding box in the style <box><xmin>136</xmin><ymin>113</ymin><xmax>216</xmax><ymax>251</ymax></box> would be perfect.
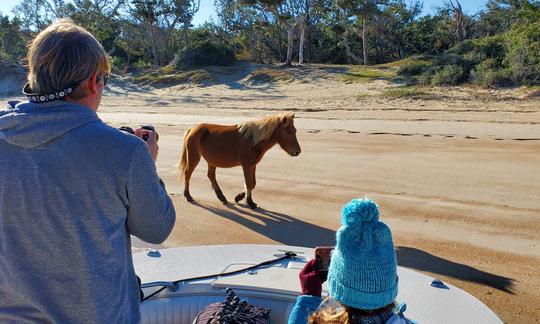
<box><xmin>238</xmin><ymin>113</ymin><xmax>294</xmax><ymax>146</ymax></box>
<box><xmin>308</xmin><ymin>306</ymin><xmax>350</xmax><ymax>324</ymax></box>
<box><xmin>27</xmin><ymin>19</ymin><xmax>111</xmax><ymax>98</ymax></box>
<box><xmin>308</xmin><ymin>300</ymin><xmax>395</xmax><ymax>324</ymax></box>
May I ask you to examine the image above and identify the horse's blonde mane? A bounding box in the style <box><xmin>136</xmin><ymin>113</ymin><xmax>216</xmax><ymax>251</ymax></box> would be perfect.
<box><xmin>238</xmin><ymin>113</ymin><xmax>293</xmax><ymax>146</ymax></box>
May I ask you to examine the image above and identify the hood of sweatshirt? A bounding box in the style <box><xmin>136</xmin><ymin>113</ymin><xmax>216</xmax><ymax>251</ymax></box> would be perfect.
<box><xmin>0</xmin><ymin>100</ymin><xmax>101</xmax><ymax>148</ymax></box>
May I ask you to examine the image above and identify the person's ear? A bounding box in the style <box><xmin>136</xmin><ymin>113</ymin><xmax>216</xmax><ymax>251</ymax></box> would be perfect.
<box><xmin>87</xmin><ymin>72</ymin><xmax>99</xmax><ymax>95</ymax></box>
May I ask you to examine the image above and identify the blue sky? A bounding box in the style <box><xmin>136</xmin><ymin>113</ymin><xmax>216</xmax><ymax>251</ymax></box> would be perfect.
<box><xmin>0</xmin><ymin>0</ymin><xmax>490</xmax><ymax>27</ymax></box>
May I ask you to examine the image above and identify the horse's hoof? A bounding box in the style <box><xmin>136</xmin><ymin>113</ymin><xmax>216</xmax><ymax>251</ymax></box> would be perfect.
<box><xmin>247</xmin><ymin>201</ymin><xmax>258</xmax><ymax>210</ymax></box>
<box><xmin>217</xmin><ymin>194</ymin><xmax>228</xmax><ymax>204</ymax></box>
<box><xmin>184</xmin><ymin>194</ymin><xmax>194</xmax><ymax>203</ymax></box>
<box><xmin>234</xmin><ymin>192</ymin><xmax>246</xmax><ymax>203</ymax></box>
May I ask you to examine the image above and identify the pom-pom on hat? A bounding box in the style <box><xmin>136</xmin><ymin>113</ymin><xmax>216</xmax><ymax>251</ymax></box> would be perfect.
<box><xmin>327</xmin><ymin>198</ymin><xmax>398</xmax><ymax>310</ymax></box>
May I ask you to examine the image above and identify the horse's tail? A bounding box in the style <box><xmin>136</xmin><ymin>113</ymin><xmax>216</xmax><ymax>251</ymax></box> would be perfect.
<box><xmin>176</xmin><ymin>128</ymin><xmax>192</xmax><ymax>182</ymax></box>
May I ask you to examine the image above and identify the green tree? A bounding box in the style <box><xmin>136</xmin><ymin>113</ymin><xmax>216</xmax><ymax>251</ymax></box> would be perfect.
<box><xmin>0</xmin><ymin>14</ymin><xmax>29</xmax><ymax>63</ymax></box>
<box><xmin>130</xmin><ymin>0</ymin><xmax>200</xmax><ymax>66</ymax></box>
<box><xmin>336</xmin><ymin>0</ymin><xmax>383</xmax><ymax>65</ymax></box>
<box><xmin>65</xmin><ymin>0</ymin><xmax>125</xmax><ymax>51</ymax></box>
<box><xmin>475</xmin><ymin>0</ymin><xmax>539</xmax><ymax>37</ymax></box>
<box><xmin>13</xmin><ymin>0</ymin><xmax>65</xmax><ymax>31</ymax></box>
<box><xmin>373</xmin><ymin>0</ymin><xmax>422</xmax><ymax>60</ymax></box>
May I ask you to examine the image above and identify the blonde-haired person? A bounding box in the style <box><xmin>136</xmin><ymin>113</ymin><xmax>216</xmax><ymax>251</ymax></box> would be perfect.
<box><xmin>289</xmin><ymin>199</ymin><xmax>414</xmax><ymax>324</ymax></box>
<box><xmin>0</xmin><ymin>20</ymin><xmax>175</xmax><ymax>322</ymax></box>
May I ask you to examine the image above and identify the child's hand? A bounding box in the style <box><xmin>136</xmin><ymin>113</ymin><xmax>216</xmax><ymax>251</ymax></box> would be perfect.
<box><xmin>299</xmin><ymin>258</ymin><xmax>325</xmax><ymax>297</ymax></box>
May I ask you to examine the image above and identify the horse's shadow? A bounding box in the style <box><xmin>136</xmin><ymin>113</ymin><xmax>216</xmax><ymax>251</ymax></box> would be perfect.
<box><xmin>190</xmin><ymin>202</ymin><xmax>516</xmax><ymax>294</ymax></box>
<box><xmin>396</xmin><ymin>246</ymin><xmax>516</xmax><ymax>294</ymax></box>
<box><xmin>191</xmin><ymin>201</ymin><xmax>335</xmax><ymax>247</ymax></box>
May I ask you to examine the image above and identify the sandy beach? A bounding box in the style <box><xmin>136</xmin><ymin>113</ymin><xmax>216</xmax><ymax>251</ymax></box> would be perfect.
<box><xmin>98</xmin><ymin>64</ymin><xmax>539</xmax><ymax>323</ymax></box>
<box><xmin>7</xmin><ymin>64</ymin><xmax>537</xmax><ymax>322</ymax></box>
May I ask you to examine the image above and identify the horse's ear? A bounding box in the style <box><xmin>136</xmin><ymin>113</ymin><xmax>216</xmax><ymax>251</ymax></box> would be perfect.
<box><xmin>281</xmin><ymin>113</ymin><xmax>294</xmax><ymax>125</ymax></box>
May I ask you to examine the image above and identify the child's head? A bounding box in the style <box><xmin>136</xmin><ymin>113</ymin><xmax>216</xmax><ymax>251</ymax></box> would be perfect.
<box><xmin>327</xmin><ymin>198</ymin><xmax>398</xmax><ymax>310</ymax></box>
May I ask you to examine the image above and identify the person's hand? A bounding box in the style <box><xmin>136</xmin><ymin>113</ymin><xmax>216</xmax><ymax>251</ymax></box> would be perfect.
<box><xmin>134</xmin><ymin>128</ymin><xmax>158</xmax><ymax>163</ymax></box>
<box><xmin>299</xmin><ymin>258</ymin><xmax>327</xmax><ymax>297</ymax></box>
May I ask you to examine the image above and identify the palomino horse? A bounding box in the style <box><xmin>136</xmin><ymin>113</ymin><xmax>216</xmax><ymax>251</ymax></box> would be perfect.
<box><xmin>177</xmin><ymin>113</ymin><xmax>301</xmax><ymax>209</ymax></box>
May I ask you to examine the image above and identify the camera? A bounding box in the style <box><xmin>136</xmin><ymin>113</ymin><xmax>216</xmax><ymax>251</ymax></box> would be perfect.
<box><xmin>314</xmin><ymin>246</ymin><xmax>334</xmax><ymax>272</ymax></box>
<box><xmin>118</xmin><ymin>125</ymin><xmax>158</xmax><ymax>142</ymax></box>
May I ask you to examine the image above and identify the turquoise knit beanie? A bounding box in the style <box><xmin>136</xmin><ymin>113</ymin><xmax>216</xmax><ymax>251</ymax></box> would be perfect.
<box><xmin>327</xmin><ymin>198</ymin><xmax>398</xmax><ymax>310</ymax></box>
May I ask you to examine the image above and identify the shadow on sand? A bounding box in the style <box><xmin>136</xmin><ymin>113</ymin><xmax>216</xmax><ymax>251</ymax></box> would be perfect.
<box><xmin>191</xmin><ymin>201</ymin><xmax>335</xmax><ymax>248</ymax></box>
<box><xmin>396</xmin><ymin>246</ymin><xmax>516</xmax><ymax>294</ymax></box>
<box><xmin>189</xmin><ymin>202</ymin><xmax>515</xmax><ymax>294</ymax></box>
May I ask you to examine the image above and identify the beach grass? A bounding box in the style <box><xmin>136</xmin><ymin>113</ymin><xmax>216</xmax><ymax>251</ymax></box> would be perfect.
<box><xmin>342</xmin><ymin>66</ymin><xmax>393</xmax><ymax>83</ymax></box>
<box><xmin>381</xmin><ymin>86</ymin><xmax>433</xmax><ymax>98</ymax></box>
<box><xmin>134</xmin><ymin>67</ymin><xmax>212</xmax><ymax>86</ymax></box>
<box><xmin>246</xmin><ymin>68</ymin><xmax>294</xmax><ymax>83</ymax></box>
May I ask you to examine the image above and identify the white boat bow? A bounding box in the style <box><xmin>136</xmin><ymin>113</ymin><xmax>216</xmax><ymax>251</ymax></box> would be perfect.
<box><xmin>133</xmin><ymin>244</ymin><xmax>502</xmax><ymax>324</ymax></box>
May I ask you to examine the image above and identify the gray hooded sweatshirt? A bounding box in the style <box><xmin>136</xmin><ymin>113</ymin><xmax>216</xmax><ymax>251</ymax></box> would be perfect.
<box><xmin>0</xmin><ymin>100</ymin><xmax>176</xmax><ymax>323</ymax></box>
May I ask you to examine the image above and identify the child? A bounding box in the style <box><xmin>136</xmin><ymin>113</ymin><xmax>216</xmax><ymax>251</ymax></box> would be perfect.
<box><xmin>289</xmin><ymin>198</ymin><xmax>413</xmax><ymax>324</ymax></box>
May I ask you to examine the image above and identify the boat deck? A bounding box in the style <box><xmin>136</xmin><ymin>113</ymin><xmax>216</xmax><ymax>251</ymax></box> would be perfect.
<box><xmin>134</xmin><ymin>245</ymin><xmax>501</xmax><ymax>323</ymax></box>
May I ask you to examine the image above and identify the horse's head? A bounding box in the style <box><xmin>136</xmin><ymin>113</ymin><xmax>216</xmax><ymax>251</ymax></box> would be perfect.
<box><xmin>275</xmin><ymin>114</ymin><xmax>301</xmax><ymax>157</ymax></box>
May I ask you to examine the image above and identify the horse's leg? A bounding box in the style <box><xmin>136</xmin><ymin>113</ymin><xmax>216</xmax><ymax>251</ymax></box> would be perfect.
<box><xmin>234</xmin><ymin>165</ymin><xmax>248</xmax><ymax>204</ymax></box>
<box><xmin>246</xmin><ymin>165</ymin><xmax>257</xmax><ymax>209</ymax></box>
<box><xmin>183</xmin><ymin>141</ymin><xmax>201</xmax><ymax>203</ymax></box>
<box><xmin>207</xmin><ymin>164</ymin><xmax>228</xmax><ymax>204</ymax></box>
<box><xmin>234</xmin><ymin>191</ymin><xmax>246</xmax><ymax>203</ymax></box>
<box><xmin>240</xmin><ymin>164</ymin><xmax>257</xmax><ymax>209</ymax></box>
